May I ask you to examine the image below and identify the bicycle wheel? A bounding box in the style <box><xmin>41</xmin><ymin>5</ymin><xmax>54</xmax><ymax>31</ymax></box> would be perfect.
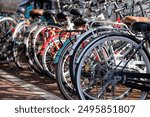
<box><xmin>55</xmin><ymin>36</ymin><xmax>79</xmax><ymax>99</ymax></box>
<box><xmin>32</xmin><ymin>24</ymin><xmax>61</xmax><ymax>73</ymax></box>
<box><xmin>25</xmin><ymin>22</ymin><xmax>44</xmax><ymax>74</ymax></box>
<box><xmin>12</xmin><ymin>22</ymin><xmax>30</xmax><ymax>69</ymax></box>
<box><xmin>42</xmin><ymin>36</ymin><xmax>61</xmax><ymax>78</ymax></box>
<box><xmin>0</xmin><ymin>17</ymin><xmax>16</xmax><ymax>63</ymax></box>
<box><xmin>75</xmin><ymin>32</ymin><xmax>150</xmax><ymax>100</ymax></box>
<box><xmin>69</xmin><ymin>26</ymin><xmax>112</xmax><ymax>85</ymax></box>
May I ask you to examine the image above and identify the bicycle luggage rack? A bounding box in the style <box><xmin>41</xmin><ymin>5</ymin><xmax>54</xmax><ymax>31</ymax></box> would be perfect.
<box><xmin>85</xmin><ymin>20</ymin><xmax>135</xmax><ymax>38</ymax></box>
<box><xmin>0</xmin><ymin>0</ymin><xmax>20</xmax><ymax>13</ymax></box>
<box><xmin>90</xmin><ymin>20</ymin><xmax>131</xmax><ymax>31</ymax></box>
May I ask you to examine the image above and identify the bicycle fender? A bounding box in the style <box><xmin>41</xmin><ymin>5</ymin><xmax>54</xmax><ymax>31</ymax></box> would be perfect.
<box><xmin>54</xmin><ymin>37</ymin><xmax>74</xmax><ymax>64</ymax></box>
<box><xmin>69</xmin><ymin>26</ymin><xmax>113</xmax><ymax>56</ymax></box>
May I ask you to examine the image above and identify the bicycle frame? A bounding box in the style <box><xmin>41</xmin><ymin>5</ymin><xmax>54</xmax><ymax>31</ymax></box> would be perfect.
<box><xmin>114</xmin><ymin>33</ymin><xmax>150</xmax><ymax>90</ymax></box>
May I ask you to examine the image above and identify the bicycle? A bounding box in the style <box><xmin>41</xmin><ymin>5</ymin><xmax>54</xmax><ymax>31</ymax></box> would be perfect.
<box><xmin>74</xmin><ymin>21</ymin><xmax>150</xmax><ymax>100</ymax></box>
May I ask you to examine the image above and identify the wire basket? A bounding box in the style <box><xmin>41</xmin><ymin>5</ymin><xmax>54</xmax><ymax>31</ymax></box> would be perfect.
<box><xmin>0</xmin><ymin>0</ymin><xmax>20</xmax><ymax>13</ymax></box>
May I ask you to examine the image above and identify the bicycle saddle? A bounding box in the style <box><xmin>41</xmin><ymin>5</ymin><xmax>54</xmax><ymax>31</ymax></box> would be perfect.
<box><xmin>123</xmin><ymin>16</ymin><xmax>149</xmax><ymax>26</ymax></box>
<box><xmin>56</xmin><ymin>11</ymin><xmax>70</xmax><ymax>21</ymax></box>
<box><xmin>30</xmin><ymin>9</ymin><xmax>44</xmax><ymax>18</ymax></box>
<box><xmin>70</xmin><ymin>8</ymin><xmax>83</xmax><ymax>17</ymax></box>
<box><xmin>17</xmin><ymin>7</ymin><xmax>25</xmax><ymax>13</ymax></box>
<box><xmin>131</xmin><ymin>22</ymin><xmax>150</xmax><ymax>32</ymax></box>
<box><xmin>74</xmin><ymin>17</ymin><xmax>89</xmax><ymax>27</ymax></box>
<box><xmin>43</xmin><ymin>10</ymin><xmax>59</xmax><ymax>16</ymax></box>
<box><xmin>62</xmin><ymin>11</ymin><xmax>70</xmax><ymax>16</ymax></box>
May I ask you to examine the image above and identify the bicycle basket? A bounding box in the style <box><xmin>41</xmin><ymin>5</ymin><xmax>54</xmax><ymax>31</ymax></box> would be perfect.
<box><xmin>0</xmin><ymin>0</ymin><xmax>20</xmax><ymax>13</ymax></box>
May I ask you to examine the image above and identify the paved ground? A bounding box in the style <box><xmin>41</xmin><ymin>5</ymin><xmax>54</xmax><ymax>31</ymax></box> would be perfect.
<box><xmin>0</xmin><ymin>63</ymin><xmax>63</xmax><ymax>100</ymax></box>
